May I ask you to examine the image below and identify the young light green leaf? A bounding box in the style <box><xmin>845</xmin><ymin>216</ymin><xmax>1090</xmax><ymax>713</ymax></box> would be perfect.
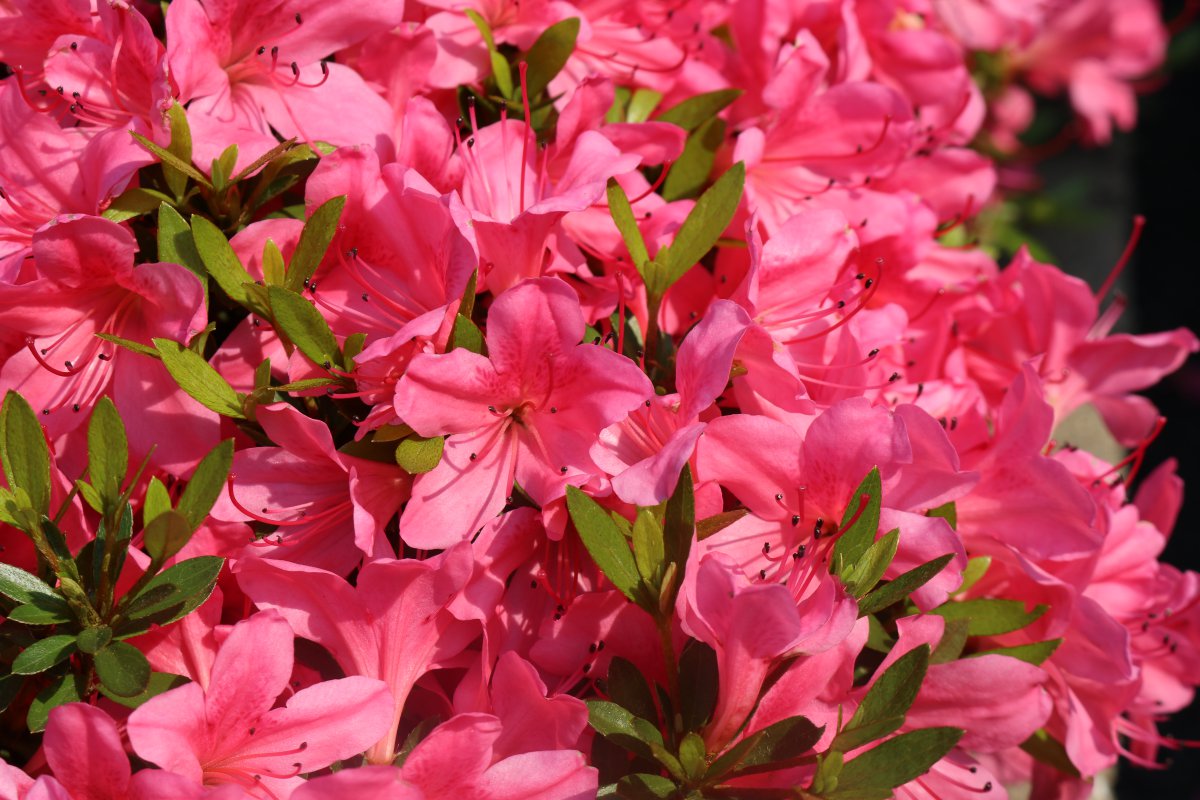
<box><xmin>654</xmin><ymin>89</ymin><xmax>742</xmax><ymax>131</ymax></box>
<box><xmin>448</xmin><ymin>314</ymin><xmax>486</xmax><ymax>354</ymax></box>
<box><xmin>131</xmin><ymin>131</ymin><xmax>211</xmax><ymax>189</ymax></box>
<box><xmin>832</xmin><ymin>467</ymin><xmax>882</xmax><ymax>577</ymax></box>
<box><xmin>12</xmin><ymin>635</ymin><xmax>78</xmax><ymax>675</ymax></box>
<box><xmin>231</xmin><ymin>138</ymin><xmax>297</xmax><ymax>183</ymax></box>
<box><xmin>626</xmin><ymin>88</ymin><xmax>663</xmax><ymax>124</ymax></box>
<box><xmin>970</xmin><ymin>639</ymin><xmax>1062</xmax><ymax>666</ymax></box>
<box><xmin>656</xmin><ymin>161</ymin><xmax>745</xmax><ymax>287</ymax></box>
<box><xmin>606</xmin><ymin>179</ymin><xmax>650</xmax><ymax>269</ymax></box>
<box><xmin>931</xmin><ymin>598</ymin><xmax>1048</xmax><ymax>637</ymax></box>
<box><xmin>955</xmin><ymin>556</ymin><xmax>991</xmax><ymax>595</ymax></box>
<box><xmin>663</xmin><ymin>464</ymin><xmax>694</xmax><ymax>579</ymax></box>
<box><xmin>395</xmin><ymin>435</ymin><xmax>445</xmax><ymax>475</ymax></box>
<box><xmin>95</xmin><ymin>333</ymin><xmax>160</xmax><ymax>359</ymax></box>
<box><xmin>143</xmin><ymin>476</ymin><xmax>172</xmax><ymax>529</ymax></box>
<box><xmin>285</xmin><ymin>195</ymin><xmax>346</xmax><ymax>292</ymax></box>
<box><xmin>144</xmin><ymin>509</ymin><xmax>193</xmax><ymax>563</ymax></box>
<box><xmin>828</xmin><ymin>727</ymin><xmax>964</xmax><ymax>800</ymax></box>
<box><xmin>522</xmin><ymin>17</ymin><xmax>580</xmax><ymax>97</ymax></box>
<box><xmin>632</xmin><ymin>508</ymin><xmax>665</xmax><ymax>588</ymax></box>
<box><xmin>930</xmin><ymin>618</ymin><xmax>970</xmax><ymax>665</ymax></box>
<box><xmin>153</xmin><ymin>339</ymin><xmax>246</xmax><ymax>420</ymax></box>
<box><xmin>163</xmin><ymin>102</ymin><xmax>196</xmax><ymax>198</ymax></box>
<box><xmin>95</xmin><ymin>640</ymin><xmax>151</xmax><ymax>698</ymax></box>
<box><xmin>157</xmin><ymin>204</ymin><xmax>205</xmax><ymax>279</ymax></box>
<box><xmin>268</xmin><ymin>285</ymin><xmax>341</xmax><ymax>369</ymax></box>
<box><xmin>857</xmin><ymin>553</ymin><xmax>955</xmax><ymax>617</ymax></box>
<box><xmin>1021</xmin><ymin>728</ymin><xmax>1080</xmax><ymax>778</ymax></box>
<box><xmin>843</xmin><ymin>528</ymin><xmax>899</xmax><ymax>599</ymax></box>
<box><xmin>190</xmin><ymin>215</ymin><xmax>259</xmax><ymax>309</ymax></box>
<box><xmin>210</xmin><ymin>144</ymin><xmax>239</xmax><ymax>192</ymax></box>
<box><xmin>102</xmin><ymin>186</ymin><xmax>173</xmax><ymax>222</ymax></box>
<box><xmin>87</xmin><ymin>397</ymin><xmax>128</xmax><ymax>509</ymax></box>
<box><xmin>262</xmin><ymin>238</ymin><xmax>287</xmax><ymax>286</ymax></box>
<box><xmin>833</xmin><ymin>645</ymin><xmax>930</xmax><ymax>753</ymax></box>
<box><xmin>28</xmin><ymin>672</ymin><xmax>83</xmax><ymax>733</ymax></box>
<box><xmin>661</xmin><ymin>116</ymin><xmax>724</xmax><ymax>201</ymax></box>
<box><xmin>678</xmin><ymin>732</ymin><xmax>707</xmax><ymax>780</ymax></box>
<box><xmin>177</xmin><ymin>439</ymin><xmax>234</xmax><ymax>530</ymax></box>
<box><xmin>1</xmin><ymin>391</ymin><xmax>51</xmax><ymax>517</ymax></box>
<box><xmin>566</xmin><ymin>487</ymin><xmax>646</xmax><ymax>606</ymax></box>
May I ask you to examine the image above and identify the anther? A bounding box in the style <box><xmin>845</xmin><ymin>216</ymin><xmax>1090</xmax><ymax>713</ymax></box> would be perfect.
<box><xmin>775</xmin><ymin>493</ymin><xmax>784</xmax><ymax>501</ymax></box>
<box><xmin>70</xmin><ymin>42</ymin><xmax>78</xmax><ymax>50</ymax></box>
<box><xmin>469</xmin><ymin>453</ymin><xmax>477</xmax><ymax>461</ymax></box>
<box><xmin>550</xmin><ymin>407</ymin><xmax>557</xmax><ymax>413</ymax></box>
<box><xmin>560</xmin><ymin>466</ymin><xmax>568</xmax><ymax>473</ymax></box>
<box><xmin>762</xmin><ymin>542</ymin><xmax>771</xmax><ymax>554</ymax></box>
<box><xmin>295</xmin><ymin>12</ymin><xmax>302</xmax><ymax>23</ymax></box>
<box><xmin>791</xmin><ymin>514</ymin><xmax>800</xmax><ymax>526</ymax></box>
<box><xmin>257</xmin><ymin>46</ymin><xmax>266</xmax><ymax>55</ymax></box>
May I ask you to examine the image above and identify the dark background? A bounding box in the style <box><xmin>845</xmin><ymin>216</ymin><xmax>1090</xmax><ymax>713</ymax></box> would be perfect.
<box><xmin>1027</xmin><ymin>5</ymin><xmax>1200</xmax><ymax>796</ymax></box>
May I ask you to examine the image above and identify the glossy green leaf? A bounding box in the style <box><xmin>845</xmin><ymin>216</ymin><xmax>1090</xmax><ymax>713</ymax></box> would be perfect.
<box><xmin>395</xmin><ymin>435</ymin><xmax>445</xmax><ymax>475</ymax></box>
<box><xmin>95</xmin><ymin>640</ymin><xmax>151</xmax><ymax>697</ymax></box>
<box><xmin>614</xmin><ymin>773</ymin><xmax>677</xmax><ymax>800</ymax></box>
<box><xmin>143</xmin><ymin>476</ymin><xmax>172</xmax><ymax>529</ymax></box>
<box><xmin>832</xmin><ymin>467</ymin><xmax>882</xmax><ymax>577</ymax></box>
<box><xmin>587</xmin><ymin>699</ymin><xmax>664</xmax><ymax>761</ymax></box>
<box><xmin>231</xmin><ymin>138</ymin><xmax>297</xmax><ymax>183</ymax></box>
<box><xmin>606</xmin><ymin>179</ymin><xmax>650</xmax><ymax>270</ymax></box>
<box><xmin>100</xmin><ymin>671</ymin><xmax>189</xmax><ymax>710</ymax></box>
<box><xmin>157</xmin><ymin>204</ymin><xmax>205</xmax><ymax>278</ymax></box>
<box><xmin>13</xmin><ymin>635</ymin><xmax>78</xmax><ymax>675</ymax></box>
<box><xmin>262</xmin><ymin>238</ymin><xmax>287</xmax><ymax>286</ymax></box>
<box><xmin>144</xmin><ymin>509</ymin><xmax>193</xmax><ymax>563</ymax></box>
<box><xmin>707</xmin><ymin>715</ymin><xmax>824</xmax><ymax>780</ymax></box>
<box><xmin>87</xmin><ymin>397</ymin><xmax>127</xmax><ymax>509</ymax></box>
<box><xmin>656</xmin><ymin>161</ymin><xmax>744</xmax><ymax>288</ymax></box>
<box><xmin>931</xmin><ymin>598</ymin><xmax>1047</xmax><ymax>637</ymax></box>
<box><xmin>28</xmin><ymin>672</ymin><xmax>83</xmax><ymax>733</ymax></box>
<box><xmin>930</xmin><ymin>618</ymin><xmax>970</xmax><ymax>664</ymax></box>
<box><xmin>661</xmin><ymin>116</ymin><xmax>724</xmax><ymax>201</ymax></box>
<box><xmin>566</xmin><ymin>487</ymin><xmax>646</xmax><ymax>606</ymax></box>
<box><xmin>153</xmin><ymin>339</ymin><xmax>246</xmax><ymax>419</ymax></box>
<box><xmin>7</xmin><ymin>600</ymin><xmax>72</xmax><ymax>625</ymax></box>
<box><xmin>177</xmin><ymin>439</ymin><xmax>234</xmax><ymax>530</ymax></box>
<box><xmin>268</xmin><ymin>286</ymin><xmax>341</xmax><ymax>370</ymax></box>
<box><xmin>117</xmin><ymin>556</ymin><xmax>223</xmax><ymax>634</ymax></box>
<box><xmin>970</xmin><ymin>638</ymin><xmax>1062</xmax><ymax>666</ymax></box>
<box><xmin>843</xmin><ymin>528</ymin><xmax>898</xmax><ymax>598</ymax></box>
<box><xmin>632</xmin><ymin>508</ymin><xmax>665</xmax><ymax>588</ymax></box>
<box><xmin>76</xmin><ymin>625</ymin><xmax>113</xmax><ymax>654</ymax></box>
<box><xmin>210</xmin><ymin>144</ymin><xmax>239</xmax><ymax>191</ymax></box>
<box><xmin>1021</xmin><ymin>728</ymin><xmax>1080</xmax><ymax>778</ymax></box>
<box><xmin>926</xmin><ymin>501</ymin><xmax>957</xmax><ymax>529</ymax></box>
<box><xmin>523</xmin><ymin>17</ymin><xmax>580</xmax><ymax>97</ymax></box>
<box><xmin>833</xmin><ymin>645</ymin><xmax>929</xmax><ymax>753</ymax></box>
<box><xmin>163</xmin><ymin>101</ymin><xmax>196</xmax><ymax>198</ymax></box>
<box><xmin>655</xmin><ymin>89</ymin><xmax>742</xmax><ymax>131</ymax></box>
<box><xmin>956</xmin><ymin>556</ymin><xmax>991</xmax><ymax>594</ymax></box>
<box><xmin>0</xmin><ymin>563</ymin><xmax>60</xmax><ymax>606</ymax></box>
<box><xmin>1</xmin><ymin>391</ymin><xmax>51</xmax><ymax>517</ymax></box>
<box><xmin>102</xmin><ymin>186</ymin><xmax>173</xmax><ymax>222</ymax></box>
<box><xmin>284</xmin><ymin>195</ymin><xmax>346</xmax><ymax>291</ymax></box>
<box><xmin>828</xmin><ymin>727</ymin><xmax>963</xmax><ymax>800</ymax></box>
<box><xmin>857</xmin><ymin>553</ymin><xmax>955</xmax><ymax>617</ymax></box>
<box><xmin>626</xmin><ymin>88</ymin><xmax>663</xmax><ymax>124</ymax></box>
<box><xmin>131</xmin><ymin>130</ymin><xmax>210</xmax><ymax>189</ymax></box>
<box><xmin>94</xmin><ymin>333</ymin><xmax>159</xmax><ymax>359</ymax></box>
<box><xmin>191</xmin><ymin>215</ymin><xmax>258</xmax><ymax>308</ymax></box>
<box><xmin>465</xmin><ymin>10</ymin><xmax>514</xmax><ymax>98</ymax></box>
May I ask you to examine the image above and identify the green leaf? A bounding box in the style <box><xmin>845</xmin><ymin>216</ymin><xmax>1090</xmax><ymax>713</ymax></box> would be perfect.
<box><xmin>144</xmin><ymin>509</ymin><xmax>193</xmax><ymax>563</ymax></box>
<box><xmin>567</xmin><ymin>488</ymin><xmax>646</xmax><ymax>606</ymax></box>
<box><xmin>77</xmin><ymin>625</ymin><xmax>113</xmax><ymax>654</ymax></box>
<box><xmin>13</xmin><ymin>635</ymin><xmax>78</xmax><ymax>675</ymax></box>
<box><xmin>95</xmin><ymin>640</ymin><xmax>151</xmax><ymax>697</ymax></box>
<box><xmin>395</xmin><ymin>435</ymin><xmax>445</xmax><ymax>475</ymax></box>
<box><xmin>262</xmin><ymin>238</ymin><xmax>287</xmax><ymax>286</ymax></box>
<box><xmin>191</xmin><ymin>215</ymin><xmax>258</xmax><ymax>309</ymax></box>
<box><xmin>843</xmin><ymin>528</ymin><xmax>898</xmax><ymax>598</ymax></box>
<box><xmin>606</xmin><ymin>179</ymin><xmax>650</xmax><ymax>269</ymax></box>
<box><xmin>678</xmin><ymin>640</ymin><xmax>719</xmax><ymax>733</ymax></box>
<box><xmin>268</xmin><ymin>286</ymin><xmax>341</xmax><ymax>369</ymax></box>
<box><xmin>656</xmin><ymin>161</ymin><xmax>744</xmax><ymax>288</ymax></box>
<box><xmin>117</xmin><ymin>556</ymin><xmax>223</xmax><ymax>634</ymax></box>
<box><xmin>697</xmin><ymin>508</ymin><xmax>748</xmax><ymax>541</ymax></box>
<box><xmin>8</xmin><ymin>600</ymin><xmax>72</xmax><ymax>625</ymax></box>
<box><xmin>663</xmin><ymin>464</ymin><xmax>694</xmax><ymax>586</ymax></box>
<box><xmin>94</xmin><ymin>333</ymin><xmax>160</xmax><ymax>359</ymax></box>
<box><xmin>131</xmin><ymin>131</ymin><xmax>211</xmax><ymax>189</ymax></box>
<box><xmin>28</xmin><ymin>672</ymin><xmax>83</xmax><ymax>733</ymax></box>
<box><xmin>661</xmin><ymin>116</ymin><xmax>724</xmax><ymax>202</ymax></box>
<box><xmin>285</xmin><ymin>195</ymin><xmax>346</xmax><ymax>292</ymax></box>
<box><xmin>970</xmin><ymin>639</ymin><xmax>1062</xmax><ymax>666</ymax></box>
<box><xmin>102</xmin><ymin>186</ymin><xmax>173</xmax><ymax>222</ymax></box>
<box><xmin>163</xmin><ymin>102</ymin><xmax>196</xmax><ymax>198</ymax></box>
<box><xmin>87</xmin><ymin>397</ymin><xmax>128</xmax><ymax>509</ymax></box>
<box><xmin>955</xmin><ymin>556</ymin><xmax>991</xmax><ymax>595</ymax></box>
<box><xmin>678</xmin><ymin>732</ymin><xmax>707</xmax><ymax>780</ymax></box>
<box><xmin>448</xmin><ymin>314</ymin><xmax>485</xmax><ymax>354</ymax></box>
<box><xmin>832</xmin><ymin>467</ymin><xmax>882</xmax><ymax>578</ymax></box>
<box><xmin>706</xmin><ymin>715</ymin><xmax>824</xmax><ymax>780</ymax></box>
<box><xmin>143</xmin><ymin>476</ymin><xmax>172</xmax><ymax>529</ymax></box>
<box><xmin>99</xmin><ymin>671</ymin><xmax>189</xmax><ymax>710</ymax></box>
<box><xmin>632</xmin><ymin>508</ymin><xmax>665</xmax><ymax>588</ymax></box>
<box><xmin>177</xmin><ymin>439</ymin><xmax>234</xmax><ymax>530</ymax></box>
<box><xmin>1021</xmin><ymin>729</ymin><xmax>1080</xmax><ymax>778</ymax></box>
<box><xmin>0</xmin><ymin>563</ymin><xmax>60</xmax><ymax>606</ymax></box>
<box><xmin>857</xmin><ymin>553</ymin><xmax>955</xmax><ymax>617</ymax></box>
<box><xmin>465</xmin><ymin>10</ymin><xmax>514</xmax><ymax>98</ymax></box>
<box><xmin>231</xmin><ymin>138</ymin><xmax>297</xmax><ymax>183</ymax></box>
<box><xmin>153</xmin><ymin>339</ymin><xmax>246</xmax><ymax>419</ymax></box>
<box><xmin>931</xmin><ymin>598</ymin><xmax>1047</xmax><ymax>637</ymax></box>
<box><xmin>829</xmin><ymin>728</ymin><xmax>963</xmax><ymax>800</ymax></box>
<box><xmin>587</xmin><ymin>699</ymin><xmax>665</xmax><ymax>761</ymax></box>
<box><xmin>926</xmin><ymin>501</ymin><xmax>957</xmax><ymax>529</ymax></box>
<box><xmin>615</xmin><ymin>773</ymin><xmax>677</xmax><ymax>800</ymax></box>
<box><xmin>1</xmin><ymin>391</ymin><xmax>52</xmax><ymax>517</ymax></box>
<box><xmin>930</xmin><ymin>618</ymin><xmax>970</xmax><ymax>665</ymax></box>
<box><xmin>606</xmin><ymin>656</ymin><xmax>659</xmax><ymax>726</ymax></box>
<box><xmin>523</xmin><ymin>17</ymin><xmax>580</xmax><ymax>97</ymax></box>
<box><xmin>833</xmin><ymin>645</ymin><xmax>929</xmax><ymax>753</ymax></box>
<box><xmin>210</xmin><ymin>144</ymin><xmax>239</xmax><ymax>192</ymax></box>
<box><xmin>655</xmin><ymin>89</ymin><xmax>742</xmax><ymax>131</ymax></box>
<box><xmin>157</xmin><ymin>204</ymin><xmax>205</xmax><ymax>279</ymax></box>
<box><xmin>626</xmin><ymin>88</ymin><xmax>663</xmax><ymax>124</ymax></box>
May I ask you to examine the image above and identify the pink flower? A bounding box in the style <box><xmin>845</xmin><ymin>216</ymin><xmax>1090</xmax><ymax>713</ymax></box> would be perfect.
<box><xmin>394</xmin><ymin>277</ymin><xmax>653</xmax><ymax>547</ymax></box>
<box><xmin>127</xmin><ymin>610</ymin><xmax>393</xmax><ymax>800</ymax></box>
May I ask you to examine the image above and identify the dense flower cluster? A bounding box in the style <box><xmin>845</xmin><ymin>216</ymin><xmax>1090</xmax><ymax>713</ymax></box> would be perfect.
<box><xmin>0</xmin><ymin>1</ymin><xmax>1196</xmax><ymax>799</ymax></box>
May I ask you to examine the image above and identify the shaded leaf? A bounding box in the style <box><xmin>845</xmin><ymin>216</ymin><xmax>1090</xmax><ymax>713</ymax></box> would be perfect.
<box><xmin>655</xmin><ymin>89</ymin><xmax>742</xmax><ymax>131</ymax></box>
<box><xmin>163</xmin><ymin>102</ymin><xmax>195</xmax><ymax>198</ymax></box>
<box><xmin>970</xmin><ymin>639</ymin><xmax>1062</xmax><ymax>666</ymax></box>
<box><xmin>102</xmin><ymin>186</ymin><xmax>172</xmax><ymax>222</ymax></box>
<box><xmin>144</xmin><ymin>510</ymin><xmax>193</xmax><ymax>563</ymax></box>
<box><xmin>843</xmin><ymin>529</ymin><xmax>898</xmax><ymax>598</ymax></box>
<box><xmin>0</xmin><ymin>563</ymin><xmax>60</xmax><ymax>606</ymax></box>
<box><xmin>707</xmin><ymin>715</ymin><xmax>824</xmax><ymax>780</ymax></box>
<box><xmin>99</xmin><ymin>671</ymin><xmax>189</xmax><ymax>710</ymax></box>
<box><xmin>523</xmin><ymin>17</ymin><xmax>580</xmax><ymax>97</ymax></box>
<box><xmin>13</xmin><ymin>635</ymin><xmax>78</xmax><ymax>675</ymax></box>
<box><xmin>607</xmin><ymin>179</ymin><xmax>650</xmax><ymax>269</ymax></box>
<box><xmin>697</xmin><ymin>508</ymin><xmax>748</xmax><ymax>540</ymax></box>
<box><xmin>833</xmin><ymin>645</ymin><xmax>929</xmax><ymax>753</ymax></box>
<box><xmin>157</xmin><ymin>204</ymin><xmax>205</xmax><ymax>279</ymax></box>
<box><xmin>448</xmin><ymin>314</ymin><xmax>485</xmax><ymax>354</ymax></box>
<box><xmin>76</xmin><ymin>625</ymin><xmax>113</xmax><ymax>654</ymax></box>
<box><xmin>117</xmin><ymin>556</ymin><xmax>223</xmax><ymax>634</ymax></box>
<box><xmin>661</xmin><ymin>116</ymin><xmax>724</xmax><ymax>201</ymax></box>
<box><xmin>94</xmin><ymin>640</ymin><xmax>151</xmax><ymax>697</ymax></box>
<box><xmin>827</xmin><ymin>728</ymin><xmax>963</xmax><ymax>800</ymax></box>
<box><xmin>678</xmin><ymin>640</ymin><xmax>719</xmax><ymax>733</ymax></box>
<box><xmin>588</xmin><ymin>699</ymin><xmax>665</xmax><ymax>761</ymax></box>
<box><xmin>606</xmin><ymin>656</ymin><xmax>659</xmax><ymax>726</ymax></box>
<box><xmin>857</xmin><ymin>554</ymin><xmax>955</xmax><ymax>617</ymax></box>
<box><xmin>28</xmin><ymin>672</ymin><xmax>83</xmax><ymax>733</ymax></box>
